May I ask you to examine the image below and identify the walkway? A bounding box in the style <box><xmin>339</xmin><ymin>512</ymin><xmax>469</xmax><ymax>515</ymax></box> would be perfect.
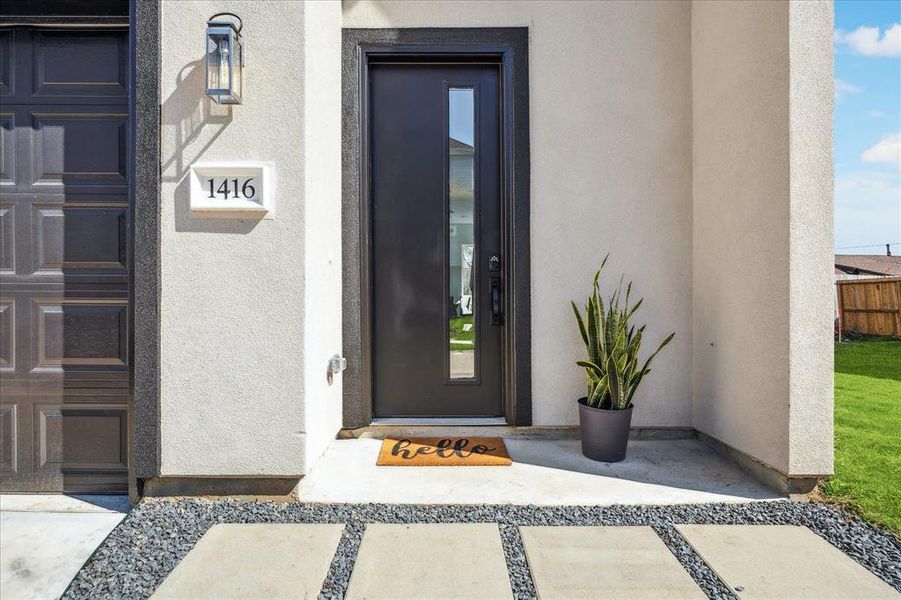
<box><xmin>65</xmin><ymin>500</ymin><xmax>901</xmax><ymax>598</ymax></box>
<box><xmin>150</xmin><ymin>521</ymin><xmax>896</xmax><ymax>599</ymax></box>
<box><xmin>0</xmin><ymin>495</ymin><xmax>129</xmax><ymax>600</ymax></box>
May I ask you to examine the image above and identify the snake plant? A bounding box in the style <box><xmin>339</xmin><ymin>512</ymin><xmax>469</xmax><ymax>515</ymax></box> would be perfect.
<box><xmin>572</xmin><ymin>255</ymin><xmax>675</xmax><ymax>410</ymax></box>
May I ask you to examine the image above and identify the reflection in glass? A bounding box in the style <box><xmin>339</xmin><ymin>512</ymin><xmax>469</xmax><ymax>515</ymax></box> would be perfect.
<box><xmin>448</xmin><ymin>88</ymin><xmax>476</xmax><ymax>379</ymax></box>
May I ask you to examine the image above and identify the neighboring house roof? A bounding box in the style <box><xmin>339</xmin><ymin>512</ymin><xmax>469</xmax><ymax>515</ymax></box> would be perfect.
<box><xmin>450</xmin><ymin>180</ymin><xmax>473</xmax><ymax>201</ymax></box>
<box><xmin>834</xmin><ymin>255</ymin><xmax>901</xmax><ymax>276</ymax></box>
<box><xmin>449</xmin><ymin>137</ymin><xmax>474</xmax><ymax>154</ymax></box>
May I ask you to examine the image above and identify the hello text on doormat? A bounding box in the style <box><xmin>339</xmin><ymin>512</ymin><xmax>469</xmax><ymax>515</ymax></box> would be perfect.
<box><xmin>376</xmin><ymin>437</ymin><xmax>512</xmax><ymax>466</ymax></box>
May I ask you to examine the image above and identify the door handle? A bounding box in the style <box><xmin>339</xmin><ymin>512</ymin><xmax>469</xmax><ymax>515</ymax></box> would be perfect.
<box><xmin>489</xmin><ymin>254</ymin><xmax>503</xmax><ymax>326</ymax></box>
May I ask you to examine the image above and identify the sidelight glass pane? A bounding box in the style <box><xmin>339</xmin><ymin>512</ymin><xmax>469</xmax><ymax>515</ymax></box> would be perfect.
<box><xmin>448</xmin><ymin>88</ymin><xmax>476</xmax><ymax>380</ymax></box>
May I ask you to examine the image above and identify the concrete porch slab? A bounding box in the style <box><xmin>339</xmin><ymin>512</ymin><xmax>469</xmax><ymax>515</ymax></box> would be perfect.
<box><xmin>0</xmin><ymin>495</ymin><xmax>128</xmax><ymax>600</ymax></box>
<box><xmin>520</xmin><ymin>526</ymin><xmax>705</xmax><ymax>599</ymax></box>
<box><xmin>676</xmin><ymin>524</ymin><xmax>898</xmax><ymax>599</ymax></box>
<box><xmin>0</xmin><ymin>494</ymin><xmax>130</xmax><ymax>514</ymax></box>
<box><xmin>346</xmin><ymin>523</ymin><xmax>513</xmax><ymax>599</ymax></box>
<box><xmin>152</xmin><ymin>524</ymin><xmax>344</xmax><ymax>599</ymax></box>
<box><xmin>296</xmin><ymin>438</ymin><xmax>781</xmax><ymax>505</ymax></box>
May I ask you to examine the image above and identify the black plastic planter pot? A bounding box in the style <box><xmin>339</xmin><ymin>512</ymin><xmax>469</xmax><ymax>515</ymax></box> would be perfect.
<box><xmin>577</xmin><ymin>397</ymin><xmax>633</xmax><ymax>462</ymax></box>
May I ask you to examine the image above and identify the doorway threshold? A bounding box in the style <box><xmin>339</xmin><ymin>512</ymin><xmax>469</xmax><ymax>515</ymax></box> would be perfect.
<box><xmin>370</xmin><ymin>418</ymin><xmax>507</xmax><ymax>426</ymax></box>
<box><xmin>340</xmin><ymin>423</ymin><xmax>583</xmax><ymax>441</ymax></box>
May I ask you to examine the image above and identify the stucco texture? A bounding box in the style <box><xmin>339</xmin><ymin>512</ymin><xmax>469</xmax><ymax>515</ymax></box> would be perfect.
<box><xmin>691</xmin><ymin>0</ymin><xmax>833</xmax><ymax>475</ymax></box>
<box><xmin>160</xmin><ymin>1</ymin><xmax>310</xmax><ymax>476</ymax></box>
<box><xmin>344</xmin><ymin>0</ymin><xmax>695</xmax><ymax>428</ymax></box>
<box><xmin>787</xmin><ymin>1</ymin><xmax>834</xmax><ymax>475</ymax></box>
<box><xmin>301</xmin><ymin>0</ymin><xmax>345</xmax><ymax>471</ymax></box>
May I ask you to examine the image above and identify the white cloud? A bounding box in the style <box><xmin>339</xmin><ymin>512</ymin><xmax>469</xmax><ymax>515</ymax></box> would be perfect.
<box><xmin>869</xmin><ymin>110</ymin><xmax>885</xmax><ymax>118</ymax></box>
<box><xmin>861</xmin><ymin>132</ymin><xmax>901</xmax><ymax>169</ymax></box>
<box><xmin>835</xmin><ymin>171</ymin><xmax>899</xmax><ymax>199</ymax></box>
<box><xmin>834</xmin><ymin>78</ymin><xmax>862</xmax><ymax>100</ymax></box>
<box><xmin>834</xmin><ymin>171</ymin><xmax>901</xmax><ymax>250</ymax></box>
<box><xmin>835</xmin><ymin>23</ymin><xmax>901</xmax><ymax>57</ymax></box>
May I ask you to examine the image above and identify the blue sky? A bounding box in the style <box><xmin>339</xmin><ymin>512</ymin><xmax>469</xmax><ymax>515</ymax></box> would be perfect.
<box><xmin>834</xmin><ymin>0</ymin><xmax>901</xmax><ymax>255</ymax></box>
<box><xmin>449</xmin><ymin>88</ymin><xmax>474</xmax><ymax>146</ymax></box>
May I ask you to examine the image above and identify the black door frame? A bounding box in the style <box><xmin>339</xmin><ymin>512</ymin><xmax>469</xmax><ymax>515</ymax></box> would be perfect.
<box><xmin>341</xmin><ymin>28</ymin><xmax>531</xmax><ymax>427</ymax></box>
<box><xmin>129</xmin><ymin>0</ymin><xmax>161</xmax><ymax>500</ymax></box>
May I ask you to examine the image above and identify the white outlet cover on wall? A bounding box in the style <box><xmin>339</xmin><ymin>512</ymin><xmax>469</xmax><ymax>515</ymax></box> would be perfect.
<box><xmin>189</xmin><ymin>161</ymin><xmax>275</xmax><ymax>218</ymax></box>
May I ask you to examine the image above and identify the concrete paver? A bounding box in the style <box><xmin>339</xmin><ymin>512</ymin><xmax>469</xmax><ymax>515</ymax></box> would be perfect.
<box><xmin>152</xmin><ymin>524</ymin><xmax>343</xmax><ymax>599</ymax></box>
<box><xmin>0</xmin><ymin>496</ymin><xmax>127</xmax><ymax>600</ymax></box>
<box><xmin>346</xmin><ymin>523</ymin><xmax>513</xmax><ymax>600</ymax></box>
<box><xmin>520</xmin><ymin>526</ymin><xmax>705</xmax><ymax>599</ymax></box>
<box><xmin>676</xmin><ymin>524</ymin><xmax>898</xmax><ymax>599</ymax></box>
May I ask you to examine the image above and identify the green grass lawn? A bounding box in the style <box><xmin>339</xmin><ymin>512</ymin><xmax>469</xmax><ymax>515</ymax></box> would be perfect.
<box><xmin>822</xmin><ymin>339</ymin><xmax>901</xmax><ymax>534</ymax></box>
<box><xmin>449</xmin><ymin>315</ymin><xmax>474</xmax><ymax>351</ymax></box>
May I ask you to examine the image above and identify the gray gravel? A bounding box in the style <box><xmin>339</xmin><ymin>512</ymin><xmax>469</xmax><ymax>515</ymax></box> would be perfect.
<box><xmin>63</xmin><ymin>500</ymin><xmax>901</xmax><ymax>599</ymax></box>
<box><xmin>499</xmin><ymin>524</ymin><xmax>538</xmax><ymax>600</ymax></box>
<box><xmin>319</xmin><ymin>520</ymin><xmax>363</xmax><ymax>599</ymax></box>
<box><xmin>654</xmin><ymin>524</ymin><xmax>737</xmax><ymax>599</ymax></box>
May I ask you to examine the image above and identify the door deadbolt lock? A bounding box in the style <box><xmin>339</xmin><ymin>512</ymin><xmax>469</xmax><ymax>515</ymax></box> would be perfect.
<box><xmin>489</xmin><ymin>254</ymin><xmax>503</xmax><ymax>325</ymax></box>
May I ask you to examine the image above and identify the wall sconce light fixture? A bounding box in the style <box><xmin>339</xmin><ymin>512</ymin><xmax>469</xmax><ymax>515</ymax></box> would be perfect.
<box><xmin>206</xmin><ymin>12</ymin><xmax>243</xmax><ymax>104</ymax></box>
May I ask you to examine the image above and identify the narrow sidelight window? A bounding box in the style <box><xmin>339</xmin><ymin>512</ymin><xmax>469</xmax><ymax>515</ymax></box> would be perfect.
<box><xmin>448</xmin><ymin>87</ymin><xmax>477</xmax><ymax>380</ymax></box>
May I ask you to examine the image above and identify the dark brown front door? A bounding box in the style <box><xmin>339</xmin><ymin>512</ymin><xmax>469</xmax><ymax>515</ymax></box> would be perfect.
<box><xmin>370</xmin><ymin>62</ymin><xmax>503</xmax><ymax>418</ymax></box>
<box><xmin>0</xmin><ymin>28</ymin><xmax>130</xmax><ymax>492</ymax></box>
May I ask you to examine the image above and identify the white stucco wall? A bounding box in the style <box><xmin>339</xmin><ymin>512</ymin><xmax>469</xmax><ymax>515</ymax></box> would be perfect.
<box><xmin>344</xmin><ymin>0</ymin><xmax>694</xmax><ymax>428</ymax></box>
<box><xmin>691</xmin><ymin>0</ymin><xmax>833</xmax><ymax>475</ymax></box>
<box><xmin>301</xmin><ymin>0</ymin><xmax>344</xmax><ymax>471</ymax></box>
<box><xmin>159</xmin><ymin>1</ymin><xmax>343</xmax><ymax>476</ymax></box>
<box><xmin>787</xmin><ymin>1</ymin><xmax>834</xmax><ymax>475</ymax></box>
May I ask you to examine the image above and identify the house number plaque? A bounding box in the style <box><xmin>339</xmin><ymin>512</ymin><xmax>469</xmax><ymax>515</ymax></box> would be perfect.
<box><xmin>189</xmin><ymin>161</ymin><xmax>275</xmax><ymax>218</ymax></box>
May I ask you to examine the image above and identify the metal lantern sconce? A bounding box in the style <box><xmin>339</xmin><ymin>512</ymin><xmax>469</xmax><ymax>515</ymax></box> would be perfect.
<box><xmin>205</xmin><ymin>13</ymin><xmax>243</xmax><ymax>104</ymax></box>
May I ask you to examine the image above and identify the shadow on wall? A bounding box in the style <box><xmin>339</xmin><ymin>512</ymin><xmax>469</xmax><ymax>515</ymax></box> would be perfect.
<box><xmin>162</xmin><ymin>59</ymin><xmax>260</xmax><ymax>234</ymax></box>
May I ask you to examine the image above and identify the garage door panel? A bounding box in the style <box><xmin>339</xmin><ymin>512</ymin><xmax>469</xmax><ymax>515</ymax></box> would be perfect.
<box><xmin>1</xmin><ymin>292</ymin><xmax>28</xmax><ymax>380</ymax></box>
<box><xmin>31</xmin><ymin>112</ymin><xmax>128</xmax><ymax>189</ymax></box>
<box><xmin>33</xmin><ymin>203</ymin><xmax>128</xmax><ymax>272</ymax></box>
<box><xmin>0</xmin><ymin>31</ymin><xmax>12</xmax><ymax>97</ymax></box>
<box><xmin>0</xmin><ymin>202</ymin><xmax>13</xmax><ymax>272</ymax></box>
<box><xmin>32</xmin><ymin>31</ymin><xmax>127</xmax><ymax>99</ymax></box>
<box><xmin>33</xmin><ymin>299</ymin><xmax>128</xmax><ymax>370</ymax></box>
<box><xmin>0</xmin><ymin>112</ymin><xmax>13</xmax><ymax>185</ymax></box>
<box><xmin>0</xmin><ymin>299</ymin><xmax>14</xmax><ymax>371</ymax></box>
<box><xmin>0</xmin><ymin>396</ymin><xmax>33</xmax><ymax>490</ymax></box>
<box><xmin>35</xmin><ymin>403</ymin><xmax>127</xmax><ymax>470</ymax></box>
<box><xmin>0</xmin><ymin>404</ymin><xmax>17</xmax><ymax>475</ymax></box>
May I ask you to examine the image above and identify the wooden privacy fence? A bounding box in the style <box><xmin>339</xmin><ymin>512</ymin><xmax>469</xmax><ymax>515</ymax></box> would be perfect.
<box><xmin>836</xmin><ymin>277</ymin><xmax>901</xmax><ymax>337</ymax></box>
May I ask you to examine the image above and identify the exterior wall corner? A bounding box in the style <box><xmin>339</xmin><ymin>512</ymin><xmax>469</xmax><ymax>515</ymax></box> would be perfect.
<box><xmin>690</xmin><ymin>0</ymin><xmax>835</xmax><ymax>478</ymax></box>
<box><xmin>690</xmin><ymin>0</ymin><xmax>792</xmax><ymax>473</ymax></box>
<box><xmin>787</xmin><ymin>0</ymin><xmax>835</xmax><ymax>476</ymax></box>
<box><xmin>301</xmin><ymin>0</ymin><xmax>345</xmax><ymax>472</ymax></box>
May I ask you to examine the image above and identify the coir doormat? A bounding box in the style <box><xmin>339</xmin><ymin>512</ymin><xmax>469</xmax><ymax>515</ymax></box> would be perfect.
<box><xmin>376</xmin><ymin>437</ymin><xmax>512</xmax><ymax>466</ymax></box>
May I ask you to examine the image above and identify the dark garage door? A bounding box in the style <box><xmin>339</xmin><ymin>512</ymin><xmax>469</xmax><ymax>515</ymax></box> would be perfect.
<box><xmin>0</xmin><ymin>28</ymin><xmax>130</xmax><ymax>492</ymax></box>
